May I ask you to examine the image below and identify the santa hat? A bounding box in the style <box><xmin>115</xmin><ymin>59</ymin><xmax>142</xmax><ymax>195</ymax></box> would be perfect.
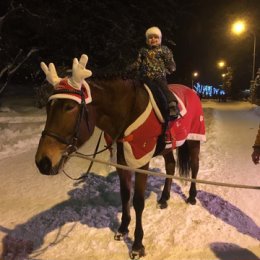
<box><xmin>145</xmin><ymin>26</ymin><xmax>162</xmax><ymax>40</ymax></box>
<box><xmin>48</xmin><ymin>79</ymin><xmax>92</xmax><ymax>104</ymax></box>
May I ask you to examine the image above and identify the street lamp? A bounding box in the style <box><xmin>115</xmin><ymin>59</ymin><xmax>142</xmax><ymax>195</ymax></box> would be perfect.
<box><xmin>217</xmin><ymin>60</ymin><xmax>226</xmax><ymax>69</ymax></box>
<box><xmin>191</xmin><ymin>71</ymin><xmax>199</xmax><ymax>88</ymax></box>
<box><xmin>231</xmin><ymin>20</ymin><xmax>245</xmax><ymax>35</ymax></box>
<box><xmin>231</xmin><ymin>20</ymin><xmax>256</xmax><ymax>81</ymax></box>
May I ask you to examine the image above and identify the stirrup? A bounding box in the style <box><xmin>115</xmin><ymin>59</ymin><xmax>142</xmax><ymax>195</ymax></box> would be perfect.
<box><xmin>168</xmin><ymin>101</ymin><xmax>179</xmax><ymax>120</ymax></box>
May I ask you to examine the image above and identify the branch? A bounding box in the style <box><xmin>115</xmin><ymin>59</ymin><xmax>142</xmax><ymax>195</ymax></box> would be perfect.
<box><xmin>0</xmin><ymin>2</ymin><xmax>42</xmax><ymax>34</ymax></box>
<box><xmin>0</xmin><ymin>48</ymin><xmax>38</xmax><ymax>95</ymax></box>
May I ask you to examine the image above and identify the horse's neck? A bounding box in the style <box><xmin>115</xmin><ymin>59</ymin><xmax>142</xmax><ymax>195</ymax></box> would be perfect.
<box><xmin>89</xmin><ymin>79</ymin><xmax>148</xmax><ymax>139</ymax></box>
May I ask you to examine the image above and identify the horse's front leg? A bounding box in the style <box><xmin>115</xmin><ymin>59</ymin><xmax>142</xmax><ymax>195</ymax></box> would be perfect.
<box><xmin>130</xmin><ymin>166</ymin><xmax>148</xmax><ymax>259</ymax></box>
<box><xmin>158</xmin><ymin>151</ymin><xmax>175</xmax><ymax>209</ymax></box>
<box><xmin>186</xmin><ymin>140</ymin><xmax>200</xmax><ymax>205</ymax></box>
<box><xmin>114</xmin><ymin>168</ymin><xmax>132</xmax><ymax>240</ymax></box>
<box><xmin>114</xmin><ymin>143</ymin><xmax>132</xmax><ymax>240</ymax></box>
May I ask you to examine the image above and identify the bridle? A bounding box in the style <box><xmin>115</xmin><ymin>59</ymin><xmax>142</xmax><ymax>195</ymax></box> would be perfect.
<box><xmin>40</xmin><ymin>80</ymin><xmax>139</xmax><ymax>179</ymax></box>
<box><xmin>41</xmin><ymin>88</ymin><xmax>90</xmax><ymax>156</ymax></box>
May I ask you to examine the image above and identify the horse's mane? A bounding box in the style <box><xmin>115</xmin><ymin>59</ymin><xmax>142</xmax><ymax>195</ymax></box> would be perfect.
<box><xmin>91</xmin><ymin>65</ymin><xmax>138</xmax><ymax>81</ymax></box>
<box><xmin>88</xmin><ymin>69</ymin><xmax>142</xmax><ymax>92</ymax></box>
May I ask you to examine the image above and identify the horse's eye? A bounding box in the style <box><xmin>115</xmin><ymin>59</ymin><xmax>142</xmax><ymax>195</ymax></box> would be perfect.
<box><xmin>64</xmin><ymin>103</ymin><xmax>76</xmax><ymax>111</ymax></box>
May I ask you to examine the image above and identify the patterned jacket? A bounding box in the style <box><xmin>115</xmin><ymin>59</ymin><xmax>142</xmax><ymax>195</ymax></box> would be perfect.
<box><xmin>130</xmin><ymin>45</ymin><xmax>176</xmax><ymax>81</ymax></box>
<box><xmin>254</xmin><ymin>124</ymin><xmax>260</xmax><ymax>148</ymax></box>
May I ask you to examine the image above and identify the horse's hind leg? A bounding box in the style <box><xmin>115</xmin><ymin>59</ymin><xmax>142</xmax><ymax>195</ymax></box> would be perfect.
<box><xmin>186</xmin><ymin>140</ymin><xmax>200</xmax><ymax>205</ymax></box>
<box><xmin>158</xmin><ymin>151</ymin><xmax>175</xmax><ymax>209</ymax></box>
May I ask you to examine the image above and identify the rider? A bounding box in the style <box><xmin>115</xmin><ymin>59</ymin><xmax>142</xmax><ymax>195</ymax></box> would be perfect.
<box><xmin>252</xmin><ymin>124</ymin><xmax>260</xmax><ymax>164</ymax></box>
<box><xmin>128</xmin><ymin>26</ymin><xmax>179</xmax><ymax>120</ymax></box>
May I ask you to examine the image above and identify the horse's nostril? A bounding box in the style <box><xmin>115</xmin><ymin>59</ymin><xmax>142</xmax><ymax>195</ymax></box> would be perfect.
<box><xmin>36</xmin><ymin>156</ymin><xmax>52</xmax><ymax>175</ymax></box>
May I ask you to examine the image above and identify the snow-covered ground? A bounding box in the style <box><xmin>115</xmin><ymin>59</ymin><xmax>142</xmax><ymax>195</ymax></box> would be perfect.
<box><xmin>0</xmin><ymin>95</ymin><xmax>259</xmax><ymax>260</ymax></box>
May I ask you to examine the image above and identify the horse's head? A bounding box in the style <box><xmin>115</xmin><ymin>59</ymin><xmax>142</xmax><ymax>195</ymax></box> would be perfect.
<box><xmin>35</xmin><ymin>54</ymin><xmax>95</xmax><ymax>175</ymax></box>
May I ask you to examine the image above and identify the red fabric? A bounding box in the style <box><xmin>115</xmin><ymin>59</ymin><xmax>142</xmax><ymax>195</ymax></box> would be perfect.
<box><xmin>56</xmin><ymin>79</ymin><xmax>89</xmax><ymax>99</ymax></box>
<box><xmin>167</xmin><ymin>84</ymin><xmax>206</xmax><ymax>148</ymax></box>
<box><xmin>127</xmin><ymin>109</ymin><xmax>162</xmax><ymax>159</ymax></box>
<box><xmin>50</xmin><ymin>79</ymin><xmax>90</xmax><ymax>103</ymax></box>
<box><xmin>104</xmin><ymin>84</ymin><xmax>205</xmax><ymax>166</ymax></box>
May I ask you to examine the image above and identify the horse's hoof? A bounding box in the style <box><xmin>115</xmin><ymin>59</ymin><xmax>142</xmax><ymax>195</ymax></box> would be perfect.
<box><xmin>129</xmin><ymin>246</ymin><xmax>145</xmax><ymax>259</ymax></box>
<box><xmin>157</xmin><ymin>200</ymin><xmax>168</xmax><ymax>209</ymax></box>
<box><xmin>186</xmin><ymin>197</ymin><xmax>196</xmax><ymax>205</ymax></box>
<box><xmin>114</xmin><ymin>231</ymin><xmax>128</xmax><ymax>241</ymax></box>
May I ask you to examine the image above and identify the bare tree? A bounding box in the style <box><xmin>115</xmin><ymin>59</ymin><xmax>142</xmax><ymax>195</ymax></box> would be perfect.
<box><xmin>0</xmin><ymin>48</ymin><xmax>38</xmax><ymax>94</ymax></box>
<box><xmin>0</xmin><ymin>1</ymin><xmax>40</xmax><ymax>96</ymax></box>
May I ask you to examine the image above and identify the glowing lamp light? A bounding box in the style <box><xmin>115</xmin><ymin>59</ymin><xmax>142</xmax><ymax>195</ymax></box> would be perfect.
<box><xmin>218</xmin><ymin>61</ymin><xmax>226</xmax><ymax>68</ymax></box>
<box><xmin>232</xmin><ymin>20</ymin><xmax>246</xmax><ymax>35</ymax></box>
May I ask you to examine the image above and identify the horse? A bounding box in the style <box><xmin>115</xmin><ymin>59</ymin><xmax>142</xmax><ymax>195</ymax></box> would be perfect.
<box><xmin>35</xmin><ymin>54</ymin><xmax>206</xmax><ymax>259</ymax></box>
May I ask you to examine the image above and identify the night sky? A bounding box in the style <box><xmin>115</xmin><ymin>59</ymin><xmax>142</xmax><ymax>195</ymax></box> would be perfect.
<box><xmin>171</xmin><ymin>0</ymin><xmax>260</xmax><ymax>88</ymax></box>
<box><xmin>0</xmin><ymin>0</ymin><xmax>259</xmax><ymax>93</ymax></box>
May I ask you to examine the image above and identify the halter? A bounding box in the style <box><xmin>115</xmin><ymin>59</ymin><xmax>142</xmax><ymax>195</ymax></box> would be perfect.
<box><xmin>41</xmin><ymin>88</ymin><xmax>90</xmax><ymax>155</ymax></box>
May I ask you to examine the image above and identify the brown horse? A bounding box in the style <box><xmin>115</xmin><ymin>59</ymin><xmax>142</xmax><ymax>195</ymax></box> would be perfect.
<box><xmin>35</xmin><ymin>55</ymin><xmax>204</xmax><ymax>259</ymax></box>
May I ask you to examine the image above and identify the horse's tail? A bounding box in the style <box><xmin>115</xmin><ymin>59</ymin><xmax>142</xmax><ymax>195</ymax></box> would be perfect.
<box><xmin>177</xmin><ymin>141</ymin><xmax>190</xmax><ymax>177</ymax></box>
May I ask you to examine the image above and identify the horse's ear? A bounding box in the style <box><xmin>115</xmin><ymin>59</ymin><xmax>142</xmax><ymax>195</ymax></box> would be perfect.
<box><xmin>40</xmin><ymin>62</ymin><xmax>62</xmax><ymax>87</ymax></box>
<box><xmin>69</xmin><ymin>54</ymin><xmax>92</xmax><ymax>89</ymax></box>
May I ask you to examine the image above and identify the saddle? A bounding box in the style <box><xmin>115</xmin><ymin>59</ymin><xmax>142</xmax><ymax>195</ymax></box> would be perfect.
<box><xmin>143</xmin><ymin>83</ymin><xmax>181</xmax><ymax>155</ymax></box>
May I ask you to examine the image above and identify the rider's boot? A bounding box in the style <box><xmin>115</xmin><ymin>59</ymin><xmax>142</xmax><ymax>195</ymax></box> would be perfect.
<box><xmin>168</xmin><ymin>100</ymin><xmax>180</xmax><ymax>120</ymax></box>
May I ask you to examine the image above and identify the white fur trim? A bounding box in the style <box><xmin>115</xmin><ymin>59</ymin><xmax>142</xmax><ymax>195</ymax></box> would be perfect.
<box><xmin>123</xmin><ymin>101</ymin><xmax>156</xmax><ymax>168</ymax></box>
<box><xmin>187</xmin><ymin>133</ymin><xmax>206</xmax><ymax>142</ymax></box>
<box><xmin>49</xmin><ymin>78</ymin><xmax>92</xmax><ymax>104</ymax></box>
<box><xmin>49</xmin><ymin>94</ymin><xmax>82</xmax><ymax>104</ymax></box>
<box><xmin>144</xmin><ymin>84</ymin><xmax>164</xmax><ymax>123</ymax></box>
<box><xmin>49</xmin><ymin>93</ymin><xmax>92</xmax><ymax>104</ymax></box>
<box><xmin>124</xmin><ymin>101</ymin><xmax>153</xmax><ymax>136</ymax></box>
<box><xmin>124</xmin><ymin>141</ymin><xmax>156</xmax><ymax>168</ymax></box>
<box><xmin>175</xmin><ymin>133</ymin><xmax>206</xmax><ymax>147</ymax></box>
<box><xmin>172</xmin><ymin>92</ymin><xmax>187</xmax><ymax>117</ymax></box>
<box><xmin>144</xmin><ymin>83</ymin><xmax>187</xmax><ymax>120</ymax></box>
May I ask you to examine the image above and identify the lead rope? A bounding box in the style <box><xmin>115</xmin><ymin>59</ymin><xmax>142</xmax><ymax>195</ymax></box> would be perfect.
<box><xmin>62</xmin><ymin>130</ymin><xmax>104</xmax><ymax>181</ymax></box>
<box><xmin>71</xmin><ymin>153</ymin><xmax>260</xmax><ymax>190</ymax></box>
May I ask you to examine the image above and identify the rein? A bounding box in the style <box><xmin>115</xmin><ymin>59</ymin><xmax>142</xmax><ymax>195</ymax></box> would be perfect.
<box><xmin>42</xmin><ymin>80</ymin><xmax>140</xmax><ymax>180</ymax></box>
<box><xmin>41</xmin><ymin>88</ymin><xmax>97</xmax><ymax>176</ymax></box>
<box><xmin>61</xmin><ymin>80</ymin><xmax>139</xmax><ymax>180</ymax></box>
<box><xmin>62</xmin><ymin>130</ymin><xmax>104</xmax><ymax>181</ymax></box>
<box><xmin>71</xmin><ymin>152</ymin><xmax>260</xmax><ymax>190</ymax></box>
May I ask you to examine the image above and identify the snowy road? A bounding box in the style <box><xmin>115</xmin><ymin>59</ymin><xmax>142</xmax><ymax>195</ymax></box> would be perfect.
<box><xmin>0</xmin><ymin>99</ymin><xmax>259</xmax><ymax>260</ymax></box>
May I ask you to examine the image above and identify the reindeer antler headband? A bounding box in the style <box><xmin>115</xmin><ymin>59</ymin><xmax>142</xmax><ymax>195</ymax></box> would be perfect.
<box><xmin>40</xmin><ymin>54</ymin><xmax>92</xmax><ymax>89</ymax></box>
<box><xmin>40</xmin><ymin>54</ymin><xmax>93</xmax><ymax>104</ymax></box>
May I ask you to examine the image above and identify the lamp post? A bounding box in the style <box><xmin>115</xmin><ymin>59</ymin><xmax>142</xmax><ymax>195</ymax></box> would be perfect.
<box><xmin>191</xmin><ymin>72</ymin><xmax>198</xmax><ymax>89</ymax></box>
<box><xmin>252</xmin><ymin>32</ymin><xmax>256</xmax><ymax>81</ymax></box>
<box><xmin>217</xmin><ymin>59</ymin><xmax>227</xmax><ymax>84</ymax></box>
<box><xmin>231</xmin><ymin>20</ymin><xmax>256</xmax><ymax>81</ymax></box>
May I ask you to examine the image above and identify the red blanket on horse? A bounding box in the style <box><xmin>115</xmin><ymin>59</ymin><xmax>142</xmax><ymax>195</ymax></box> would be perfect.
<box><xmin>121</xmin><ymin>84</ymin><xmax>206</xmax><ymax>168</ymax></box>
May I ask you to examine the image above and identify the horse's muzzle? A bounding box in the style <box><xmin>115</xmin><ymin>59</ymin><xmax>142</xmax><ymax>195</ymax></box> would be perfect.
<box><xmin>35</xmin><ymin>156</ymin><xmax>58</xmax><ymax>175</ymax></box>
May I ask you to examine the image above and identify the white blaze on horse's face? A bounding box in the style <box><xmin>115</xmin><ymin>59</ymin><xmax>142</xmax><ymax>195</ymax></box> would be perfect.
<box><xmin>35</xmin><ymin>99</ymin><xmax>81</xmax><ymax>175</ymax></box>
